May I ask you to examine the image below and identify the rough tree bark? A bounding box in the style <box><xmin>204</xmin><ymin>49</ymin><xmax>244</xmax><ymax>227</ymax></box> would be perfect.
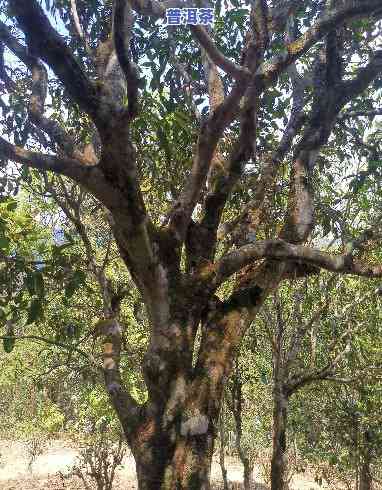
<box><xmin>359</xmin><ymin>462</ymin><xmax>372</xmax><ymax>490</ymax></box>
<box><xmin>1</xmin><ymin>1</ymin><xmax>382</xmax><ymax>489</ymax></box>
<box><xmin>359</xmin><ymin>430</ymin><xmax>373</xmax><ymax>490</ymax></box>
<box><xmin>269</xmin><ymin>294</ymin><xmax>289</xmax><ymax>490</ymax></box>
<box><xmin>218</xmin><ymin>399</ymin><xmax>230</xmax><ymax>490</ymax></box>
<box><xmin>271</xmin><ymin>381</ymin><xmax>289</xmax><ymax>490</ymax></box>
<box><xmin>230</xmin><ymin>361</ymin><xmax>254</xmax><ymax>490</ymax></box>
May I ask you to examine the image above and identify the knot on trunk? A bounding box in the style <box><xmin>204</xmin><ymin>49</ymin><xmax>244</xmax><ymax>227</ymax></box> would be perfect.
<box><xmin>180</xmin><ymin>411</ymin><xmax>209</xmax><ymax>436</ymax></box>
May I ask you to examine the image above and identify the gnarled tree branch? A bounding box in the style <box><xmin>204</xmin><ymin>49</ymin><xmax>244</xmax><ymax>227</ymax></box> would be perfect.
<box><xmin>0</xmin><ymin>136</ymin><xmax>90</xmax><ymax>180</ymax></box>
<box><xmin>114</xmin><ymin>0</ymin><xmax>140</xmax><ymax>118</ymax></box>
<box><xmin>207</xmin><ymin>239</ymin><xmax>382</xmax><ymax>289</ymax></box>
<box><xmin>9</xmin><ymin>0</ymin><xmax>103</xmax><ymax>126</ymax></box>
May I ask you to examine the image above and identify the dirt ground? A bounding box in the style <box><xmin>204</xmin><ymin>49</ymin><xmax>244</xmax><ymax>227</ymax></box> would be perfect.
<box><xmin>0</xmin><ymin>439</ymin><xmax>327</xmax><ymax>489</ymax></box>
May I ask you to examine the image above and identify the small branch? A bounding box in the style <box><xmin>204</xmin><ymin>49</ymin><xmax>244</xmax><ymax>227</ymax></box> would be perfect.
<box><xmin>0</xmin><ymin>251</ymin><xmax>49</xmax><ymax>266</ymax></box>
<box><xmin>341</xmin><ymin>51</ymin><xmax>382</xmax><ymax>105</ymax></box>
<box><xmin>0</xmin><ymin>41</ymin><xmax>17</xmax><ymax>91</ymax></box>
<box><xmin>190</xmin><ymin>26</ymin><xmax>248</xmax><ymax>79</ymax></box>
<box><xmin>95</xmin><ymin>318</ymin><xmax>141</xmax><ymax>438</ymax></box>
<box><xmin>167</xmin><ymin>33</ymin><xmax>202</xmax><ymax>120</ymax></box>
<box><xmin>286</xmin><ymin>343</ymin><xmax>351</xmax><ymax>396</ymax></box>
<box><xmin>267</xmin><ymin>0</ymin><xmax>304</xmax><ymax>34</ymax></box>
<box><xmin>128</xmin><ymin>0</ymin><xmax>249</xmax><ymax>78</ymax></box>
<box><xmin>285</xmin><ymin>293</ymin><xmax>333</xmax><ymax>368</ymax></box>
<box><xmin>0</xmin><ymin>136</ymin><xmax>90</xmax><ymax>181</ymax></box>
<box><xmin>0</xmin><ymin>20</ymin><xmax>36</xmax><ymax>67</ymax></box>
<box><xmin>114</xmin><ymin>0</ymin><xmax>140</xmax><ymax>118</ymax></box>
<box><xmin>1</xmin><ymin>21</ymin><xmax>91</xmax><ymax>163</ymax></box>
<box><xmin>0</xmin><ymin>335</ymin><xmax>92</xmax><ymax>362</ymax></box>
<box><xmin>343</xmin><ymin>215</ymin><xmax>382</xmax><ymax>256</ymax></box>
<box><xmin>207</xmin><ymin>239</ymin><xmax>382</xmax><ymax>288</ymax></box>
<box><xmin>341</xmin><ymin>108</ymin><xmax>382</xmax><ymax>119</ymax></box>
<box><xmin>168</xmin><ymin>79</ymin><xmax>248</xmax><ymax>242</ymax></box>
<box><xmin>217</xmin><ymin>19</ymin><xmax>308</xmax><ymax>243</ymax></box>
<box><xmin>70</xmin><ymin>0</ymin><xmax>94</xmax><ymax>58</ymax></box>
<box><xmin>10</xmin><ymin>0</ymin><xmax>102</xmax><ymax>125</ymax></box>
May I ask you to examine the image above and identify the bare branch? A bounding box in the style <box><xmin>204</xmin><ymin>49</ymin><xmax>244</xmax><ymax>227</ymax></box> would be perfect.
<box><xmin>190</xmin><ymin>26</ymin><xmax>248</xmax><ymax>79</ymax></box>
<box><xmin>0</xmin><ymin>335</ymin><xmax>92</xmax><ymax>362</ymax></box>
<box><xmin>9</xmin><ymin>0</ymin><xmax>102</xmax><ymax>125</ymax></box>
<box><xmin>341</xmin><ymin>108</ymin><xmax>382</xmax><ymax>119</ymax></box>
<box><xmin>70</xmin><ymin>0</ymin><xmax>94</xmax><ymax>58</ymax></box>
<box><xmin>206</xmin><ymin>239</ymin><xmax>382</xmax><ymax>288</ymax></box>
<box><xmin>341</xmin><ymin>51</ymin><xmax>382</xmax><ymax>104</ymax></box>
<box><xmin>114</xmin><ymin>0</ymin><xmax>140</xmax><ymax>118</ymax></box>
<box><xmin>0</xmin><ymin>21</ymin><xmax>94</xmax><ymax>163</ymax></box>
<box><xmin>255</xmin><ymin>0</ymin><xmax>382</xmax><ymax>86</ymax></box>
<box><xmin>0</xmin><ymin>136</ymin><xmax>90</xmax><ymax>180</ymax></box>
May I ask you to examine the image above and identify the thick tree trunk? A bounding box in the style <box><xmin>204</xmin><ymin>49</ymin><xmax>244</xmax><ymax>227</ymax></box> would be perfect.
<box><xmin>271</xmin><ymin>381</ymin><xmax>289</xmax><ymax>490</ymax></box>
<box><xmin>122</xmin><ymin>315</ymin><xmax>223</xmax><ymax>490</ymax></box>
<box><xmin>131</xmin><ymin>418</ymin><xmax>215</xmax><ymax>489</ymax></box>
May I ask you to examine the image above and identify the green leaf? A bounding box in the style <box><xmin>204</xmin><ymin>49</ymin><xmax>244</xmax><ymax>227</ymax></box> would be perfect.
<box><xmin>6</xmin><ymin>200</ymin><xmax>17</xmax><ymax>211</ymax></box>
<box><xmin>63</xmin><ymin>231</ymin><xmax>75</xmax><ymax>244</ymax></box>
<box><xmin>34</xmin><ymin>271</ymin><xmax>45</xmax><ymax>298</ymax></box>
<box><xmin>52</xmin><ymin>242</ymin><xmax>73</xmax><ymax>256</ymax></box>
<box><xmin>3</xmin><ymin>336</ymin><xmax>15</xmax><ymax>353</ymax></box>
<box><xmin>27</xmin><ymin>298</ymin><xmax>43</xmax><ymax>325</ymax></box>
<box><xmin>72</xmin><ymin>269</ymin><xmax>86</xmax><ymax>285</ymax></box>
<box><xmin>64</xmin><ymin>281</ymin><xmax>76</xmax><ymax>299</ymax></box>
<box><xmin>25</xmin><ymin>272</ymin><xmax>36</xmax><ymax>296</ymax></box>
<box><xmin>24</xmin><ymin>271</ymin><xmax>44</xmax><ymax>297</ymax></box>
<box><xmin>0</xmin><ymin>307</ymin><xmax>6</xmax><ymax>321</ymax></box>
<box><xmin>0</xmin><ymin>237</ymin><xmax>10</xmax><ymax>250</ymax></box>
<box><xmin>260</xmin><ymin>372</ymin><xmax>268</xmax><ymax>384</ymax></box>
<box><xmin>21</xmin><ymin>166</ymin><xmax>32</xmax><ymax>183</ymax></box>
<box><xmin>65</xmin><ymin>270</ymin><xmax>86</xmax><ymax>298</ymax></box>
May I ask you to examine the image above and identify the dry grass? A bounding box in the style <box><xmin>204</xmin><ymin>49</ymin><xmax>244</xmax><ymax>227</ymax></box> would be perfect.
<box><xmin>0</xmin><ymin>440</ymin><xmax>329</xmax><ymax>490</ymax></box>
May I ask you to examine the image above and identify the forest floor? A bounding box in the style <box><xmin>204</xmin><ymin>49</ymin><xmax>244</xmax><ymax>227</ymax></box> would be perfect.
<box><xmin>0</xmin><ymin>439</ymin><xmax>329</xmax><ymax>489</ymax></box>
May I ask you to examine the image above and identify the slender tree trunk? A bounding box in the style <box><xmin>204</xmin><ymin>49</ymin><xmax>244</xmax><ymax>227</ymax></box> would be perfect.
<box><xmin>271</xmin><ymin>381</ymin><xmax>289</xmax><ymax>490</ymax></box>
<box><xmin>243</xmin><ymin>463</ymin><xmax>253</xmax><ymax>490</ymax></box>
<box><xmin>359</xmin><ymin>461</ymin><xmax>372</xmax><ymax>490</ymax></box>
<box><xmin>219</xmin><ymin>400</ymin><xmax>230</xmax><ymax>490</ymax></box>
<box><xmin>230</xmin><ymin>364</ymin><xmax>253</xmax><ymax>490</ymax></box>
<box><xmin>359</xmin><ymin>433</ymin><xmax>373</xmax><ymax>490</ymax></box>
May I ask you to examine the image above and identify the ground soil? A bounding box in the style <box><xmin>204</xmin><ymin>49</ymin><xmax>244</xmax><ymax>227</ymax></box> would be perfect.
<box><xmin>0</xmin><ymin>439</ymin><xmax>328</xmax><ymax>489</ymax></box>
